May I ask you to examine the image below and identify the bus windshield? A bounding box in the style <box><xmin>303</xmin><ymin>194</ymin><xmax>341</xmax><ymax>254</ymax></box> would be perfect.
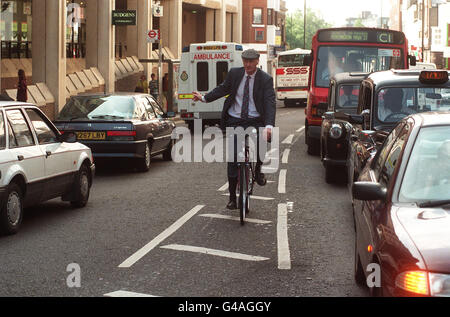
<box><xmin>278</xmin><ymin>54</ymin><xmax>308</xmax><ymax>67</ymax></box>
<box><xmin>316</xmin><ymin>46</ymin><xmax>404</xmax><ymax>87</ymax></box>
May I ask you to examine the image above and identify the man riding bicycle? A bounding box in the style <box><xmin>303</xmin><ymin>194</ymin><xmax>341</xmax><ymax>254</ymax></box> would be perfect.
<box><xmin>193</xmin><ymin>48</ymin><xmax>276</xmax><ymax>210</ymax></box>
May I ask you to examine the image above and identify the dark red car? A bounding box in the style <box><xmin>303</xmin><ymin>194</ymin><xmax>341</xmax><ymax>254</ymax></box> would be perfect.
<box><xmin>352</xmin><ymin>111</ymin><xmax>450</xmax><ymax>297</ymax></box>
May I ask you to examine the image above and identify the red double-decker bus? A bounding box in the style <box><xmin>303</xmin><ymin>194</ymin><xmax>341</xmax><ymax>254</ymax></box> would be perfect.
<box><xmin>304</xmin><ymin>27</ymin><xmax>415</xmax><ymax>154</ymax></box>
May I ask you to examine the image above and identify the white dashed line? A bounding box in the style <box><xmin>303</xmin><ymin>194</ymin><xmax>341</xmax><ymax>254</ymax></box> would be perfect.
<box><xmin>218</xmin><ymin>182</ymin><xmax>229</xmax><ymax>191</ymax></box>
<box><xmin>277</xmin><ymin>204</ymin><xmax>291</xmax><ymax>270</ymax></box>
<box><xmin>199</xmin><ymin>214</ymin><xmax>272</xmax><ymax>224</ymax></box>
<box><xmin>282</xmin><ymin>134</ymin><xmax>295</xmax><ymax>144</ymax></box>
<box><xmin>296</xmin><ymin>126</ymin><xmax>305</xmax><ymax>133</ymax></box>
<box><xmin>104</xmin><ymin>291</ymin><xmax>158</xmax><ymax>297</ymax></box>
<box><xmin>278</xmin><ymin>169</ymin><xmax>287</xmax><ymax>194</ymax></box>
<box><xmin>282</xmin><ymin>149</ymin><xmax>290</xmax><ymax>164</ymax></box>
<box><xmin>118</xmin><ymin>205</ymin><xmax>205</xmax><ymax>268</ymax></box>
<box><xmin>160</xmin><ymin>244</ymin><xmax>270</xmax><ymax>262</ymax></box>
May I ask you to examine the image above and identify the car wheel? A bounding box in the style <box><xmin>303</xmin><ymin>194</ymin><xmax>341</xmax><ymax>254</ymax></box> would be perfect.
<box><xmin>137</xmin><ymin>142</ymin><xmax>151</xmax><ymax>172</ymax></box>
<box><xmin>163</xmin><ymin>139</ymin><xmax>174</xmax><ymax>161</ymax></box>
<box><xmin>70</xmin><ymin>164</ymin><xmax>91</xmax><ymax>208</ymax></box>
<box><xmin>0</xmin><ymin>183</ymin><xmax>24</xmax><ymax>235</ymax></box>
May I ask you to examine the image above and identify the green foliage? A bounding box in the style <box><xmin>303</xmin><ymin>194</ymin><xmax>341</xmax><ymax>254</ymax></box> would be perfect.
<box><xmin>286</xmin><ymin>9</ymin><xmax>332</xmax><ymax>50</ymax></box>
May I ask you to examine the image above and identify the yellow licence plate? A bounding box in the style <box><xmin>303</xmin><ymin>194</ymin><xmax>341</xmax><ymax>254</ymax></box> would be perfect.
<box><xmin>76</xmin><ymin>132</ymin><xmax>106</xmax><ymax>140</ymax></box>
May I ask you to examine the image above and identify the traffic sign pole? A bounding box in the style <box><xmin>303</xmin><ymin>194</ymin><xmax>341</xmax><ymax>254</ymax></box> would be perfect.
<box><xmin>159</xmin><ymin>37</ymin><xmax>163</xmax><ymax>107</ymax></box>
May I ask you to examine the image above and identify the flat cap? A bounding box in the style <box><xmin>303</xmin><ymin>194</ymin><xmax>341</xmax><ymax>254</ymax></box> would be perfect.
<box><xmin>241</xmin><ymin>48</ymin><xmax>260</xmax><ymax>59</ymax></box>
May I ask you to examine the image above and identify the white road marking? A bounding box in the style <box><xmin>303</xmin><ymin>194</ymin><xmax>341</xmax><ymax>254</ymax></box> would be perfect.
<box><xmin>199</xmin><ymin>214</ymin><xmax>272</xmax><ymax>224</ymax></box>
<box><xmin>218</xmin><ymin>182</ymin><xmax>229</xmax><ymax>191</ymax></box>
<box><xmin>160</xmin><ymin>244</ymin><xmax>270</xmax><ymax>262</ymax></box>
<box><xmin>261</xmin><ymin>166</ymin><xmax>278</xmax><ymax>173</ymax></box>
<box><xmin>222</xmin><ymin>193</ymin><xmax>274</xmax><ymax>201</ymax></box>
<box><xmin>282</xmin><ymin>134</ymin><xmax>295</xmax><ymax>144</ymax></box>
<box><xmin>296</xmin><ymin>126</ymin><xmax>305</xmax><ymax>133</ymax></box>
<box><xmin>118</xmin><ymin>205</ymin><xmax>205</xmax><ymax>268</ymax></box>
<box><xmin>104</xmin><ymin>291</ymin><xmax>158</xmax><ymax>297</ymax></box>
<box><xmin>277</xmin><ymin>204</ymin><xmax>291</xmax><ymax>270</ymax></box>
<box><xmin>282</xmin><ymin>149</ymin><xmax>290</xmax><ymax>164</ymax></box>
<box><xmin>278</xmin><ymin>169</ymin><xmax>287</xmax><ymax>194</ymax></box>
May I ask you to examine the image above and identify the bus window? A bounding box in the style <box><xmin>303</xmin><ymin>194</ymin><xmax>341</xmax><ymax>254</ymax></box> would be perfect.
<box><xmin>216</xmin><ymin>61</ymin><xmax>228</xmax><ymax>86</ymax></box>
<box><xmin>197</xmin><ymin>62</ymin><xmax>209</xmax><ymax>91</ymax></box>
<box><xmin>278</xmin><ymin>54</ymin><xmax>306</xmax><ymax>67</ymax></box>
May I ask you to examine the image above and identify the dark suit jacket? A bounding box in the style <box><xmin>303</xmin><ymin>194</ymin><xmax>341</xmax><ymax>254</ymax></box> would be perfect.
<box><xmin>204</xmin><ymin>67</ymin><xmax>276</xmax><ymax>129</ymax></box>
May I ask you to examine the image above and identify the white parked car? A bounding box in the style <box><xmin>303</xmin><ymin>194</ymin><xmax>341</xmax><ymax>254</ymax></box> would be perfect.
<box><xmin>0</xmin><ymin>102</ymin><xmax>95</xmax><ymax>235</ymax></box>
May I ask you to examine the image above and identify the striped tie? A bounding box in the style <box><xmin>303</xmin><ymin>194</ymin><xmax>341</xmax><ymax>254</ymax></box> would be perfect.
<box><xmin>241</xmin><ymin>75</ymin><xmax>251</xmax><ymax>119</ymax></box>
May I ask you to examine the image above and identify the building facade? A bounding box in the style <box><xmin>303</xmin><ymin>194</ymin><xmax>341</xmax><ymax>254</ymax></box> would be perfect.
<box><xmin>241</xmin><ymin>0</ymin><xmax>286</xmax><ymax>73</ymax></box>
<box><xmin>390</xmin><ymin>0</ymin><xmax>450</xmax><ymax>68</ymax></box>
<box><xmin>0</xmin><ymin>0</ymin><xmax>243</xmax><ymax>118</ymax></box>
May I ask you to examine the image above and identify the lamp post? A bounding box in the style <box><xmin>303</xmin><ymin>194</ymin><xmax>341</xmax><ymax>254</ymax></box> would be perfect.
<box><xmin>304</xmin><ymin>0</ymin><xmax>306</xmax><ymax>49</ymax></box>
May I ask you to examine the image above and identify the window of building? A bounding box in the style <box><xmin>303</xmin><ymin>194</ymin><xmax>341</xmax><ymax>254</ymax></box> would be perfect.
<box><xmin>255</xmin><ymin>30</ymin><xmax>264</xmax><ymax>42</ymax></box>
<box><xmin>0</xmin><ymin>0</ymin><xmax>33</xmax><ymax>59</ymax></box>
<box><xmin>197</xmin><ymin>62</ymin><xmax>209</xmax><ymax>92</ymax></box>
<box><xmin>253</xmin><ymin>8</ymin><xmax>263</xmax><ymax>24</ymax></box>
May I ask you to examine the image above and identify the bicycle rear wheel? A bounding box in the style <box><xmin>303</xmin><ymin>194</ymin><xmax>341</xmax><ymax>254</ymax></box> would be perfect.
<box><xmin>239</xmin><ymin>164</ymin><xmax>250</xmax><ymax>225</ymax></box>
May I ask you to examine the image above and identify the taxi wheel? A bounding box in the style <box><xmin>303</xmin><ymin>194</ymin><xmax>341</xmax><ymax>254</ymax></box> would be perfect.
<box><xmin>137</xmin><ymin>142</ymin><xmax>151</xmax><ymax>172</ymax></box>
<box><xmin>325</xmin><ymin>165</ymin><xmax>337</xmax><ymax>183</ymax></box>
<box><xmin>0</xmin><ymin>183</ymin><xmax>24</xmax><ymax>235</ymax></box>
<box><xmin>163</xmin><ymin>139</ymin><xmax>174</xmax><ymax>161</ymax></box>
<box><xmin>70</xmin><ymin>164</ymin><xmax>91</xmax><ymax>208</ymax></box>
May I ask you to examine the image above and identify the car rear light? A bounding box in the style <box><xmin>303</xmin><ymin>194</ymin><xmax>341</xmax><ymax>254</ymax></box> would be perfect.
<box><xmin>107</xmin><ymin>131</ymin><xmax>136</xmax><ymax>137</ymax></box>
<box><xmin>395</xmin><ymin>271</ymin><xmax>429</xmax><ymax>296</ymax></box>
<box><xmin>181</xmin><ymin>112</ymin><xmax>194</xmax><ymax>118</ymax></box>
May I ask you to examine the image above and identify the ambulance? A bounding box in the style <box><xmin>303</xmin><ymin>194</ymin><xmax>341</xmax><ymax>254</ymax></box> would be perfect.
<box><xmin>276</xmin><ymin>48</ymin><xmax>311</xmax><ymax>107</ymax></box>
<box><xmin>177</xmin><ymin>42</ymin><xmax>244</xmax><ymax>131</ymax></box>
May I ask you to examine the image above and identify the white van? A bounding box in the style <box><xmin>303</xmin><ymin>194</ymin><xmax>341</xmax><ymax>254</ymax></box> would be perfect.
<box><xmin>177</xmin><ymin>42</ymin><xmax>244</xmax><ymax>130</ymax></box>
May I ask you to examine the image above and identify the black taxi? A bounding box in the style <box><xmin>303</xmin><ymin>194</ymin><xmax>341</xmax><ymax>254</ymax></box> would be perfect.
<box><xmin>54</xmin><ymin>93</ymin><xmax>176</xmax><ymax>172</ymax></box>
<box><xmin>320</xmin><ymin>72</ymin><xmax>368</xmax><ymax>183</ymax></box>
<box><xmin>352</xmin><ymin>112</ymin><xmax>450</xmax><ymax>297</ymax></box>
<box><xmin>347</xmin><ymin>70</ymin><xmax>450</xmax><ymax>187</ymax></box>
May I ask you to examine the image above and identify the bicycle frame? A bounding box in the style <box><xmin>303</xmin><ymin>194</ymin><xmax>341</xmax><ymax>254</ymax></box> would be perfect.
<box><xmin>237</xmin><ymin>133</ymin><xmax>257</xmax><ymax>225</ymax></box>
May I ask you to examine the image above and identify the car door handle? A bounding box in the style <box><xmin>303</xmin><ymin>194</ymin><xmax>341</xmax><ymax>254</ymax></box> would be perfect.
<box><xmin>46</xmin><ymin>151</ymin><xmax>52</xmax><ymax>158</ymax></box>
<box><xmin>17</xmin><ymin>155</ymin><xmax>24</xmax><ymax>161</ymax></box>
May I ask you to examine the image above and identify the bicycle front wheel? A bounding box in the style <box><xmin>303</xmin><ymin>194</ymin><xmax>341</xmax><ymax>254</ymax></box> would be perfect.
<box><xmin>239</xmin><ymin>164</ymin><xmax>250</xmax><ymax>225</ymax></box>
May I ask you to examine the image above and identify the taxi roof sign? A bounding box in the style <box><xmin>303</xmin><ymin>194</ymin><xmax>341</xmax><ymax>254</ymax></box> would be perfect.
<box><xmin>419</xmin><ymin>70</ymin><xmax>449</xmax><ymax>84</ymax></box>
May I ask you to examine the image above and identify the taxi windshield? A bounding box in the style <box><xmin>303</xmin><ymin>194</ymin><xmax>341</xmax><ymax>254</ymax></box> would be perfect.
<box><xmin>336</xmin><ymin>84</ymin><xmax>360</xmax><ymax>108</ymax></box>
<box><xmin>316</xmin><ymin>46</ymin><xmax>404</xmax><ymax>87</ymax></box>
<box><xmin>376</xmin><ymin>87</ymin><xmax>450</xmax><ymax>123</ymax></box>
<box><xmin>399</xmin><ymin>126</ymin><xmax>450</xmax><ymax>203</ymax></box>
<box><xmin>58</xmin><ymin>96</ymin><xmax>137</xmax><ymax>120</ymax></box>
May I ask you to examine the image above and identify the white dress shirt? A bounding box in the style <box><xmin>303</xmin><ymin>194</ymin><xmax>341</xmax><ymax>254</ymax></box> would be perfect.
<box><xmin>227</xmin><ymin>72</ymin><xmax>260</xmax><ymax>119</ymax></box>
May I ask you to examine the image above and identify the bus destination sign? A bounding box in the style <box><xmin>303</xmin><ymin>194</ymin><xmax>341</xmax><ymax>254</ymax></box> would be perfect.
<box><xmin>318</xmin><ymin>29</ymin><xmax>402</xmax><ymax>44</ymax></box>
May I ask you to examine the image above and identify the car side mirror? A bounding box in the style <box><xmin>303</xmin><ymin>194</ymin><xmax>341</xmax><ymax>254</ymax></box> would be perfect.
<box><xmin>59</xmin><ymin>132</ymin><xmax>76</xmax><ymax>143</ymax></box>
<box><xmin>352</xmin><ymin>182</ymin><xmax>387</xmax><ymax>201</ymax></box>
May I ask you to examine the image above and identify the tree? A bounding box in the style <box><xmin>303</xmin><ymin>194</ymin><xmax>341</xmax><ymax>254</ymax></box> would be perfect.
<box><xmin>286</xmin><ymin>9</ymin><xmax>332</xmax><ymax>50</ymax></box>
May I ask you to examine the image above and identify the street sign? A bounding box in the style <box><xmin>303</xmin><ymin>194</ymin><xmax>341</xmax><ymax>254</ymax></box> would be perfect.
<box><xmin>112</xmin><ymin>10</ymin><xmax>136</xmax><ymax>25</ymax></box>
<box><xmin>147</xmin><ymin>29</ymin><xmax>160</xmax><ymax>43</ymax></box>
<box><xmin>153</xmin><ymin>5</ymin><xmax>163</xmax><ymax>17</ymax></box>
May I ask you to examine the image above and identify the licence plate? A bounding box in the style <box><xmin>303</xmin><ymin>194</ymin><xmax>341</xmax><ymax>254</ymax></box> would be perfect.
<box><xmin>76</xmin><ymin>131</ymin><xmax>106</xmax><ymax>140</ymax></box>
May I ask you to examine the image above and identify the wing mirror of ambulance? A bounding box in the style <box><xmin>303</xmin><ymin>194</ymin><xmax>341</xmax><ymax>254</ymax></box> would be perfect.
<box><xmin>409</xmin><ymin>55</ymin><xmax>417</xmax><ymax>67</ymax></box>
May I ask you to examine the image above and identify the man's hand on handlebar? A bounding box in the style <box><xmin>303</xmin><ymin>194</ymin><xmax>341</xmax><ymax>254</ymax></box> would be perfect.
<box><xmin>263</xmin><ymin>127</ymin><xmax>272</xmax><ymax>143</ymax></box>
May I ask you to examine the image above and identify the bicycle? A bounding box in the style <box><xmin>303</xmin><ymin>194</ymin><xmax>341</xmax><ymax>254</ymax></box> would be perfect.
<box><xmin>236</xmin><ymin>130</ymin><xmax>257</xmax><ymax>225</ymax></box>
